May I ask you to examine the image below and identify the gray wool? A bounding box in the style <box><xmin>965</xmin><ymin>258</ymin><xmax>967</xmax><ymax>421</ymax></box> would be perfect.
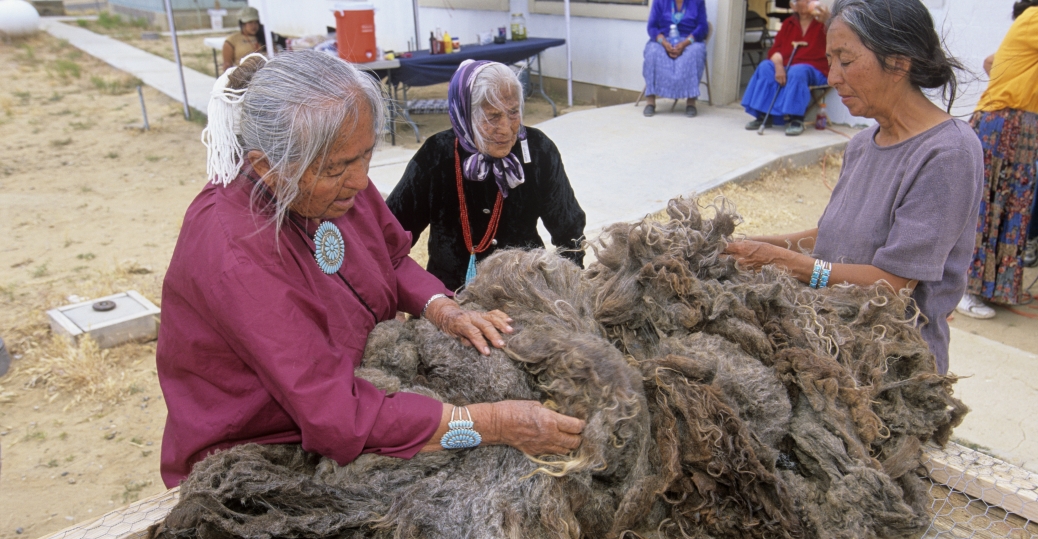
<box><xmin>156</xmin><ymin>198</ymin><xmax>965</xmax><ymax>539</ymax></box>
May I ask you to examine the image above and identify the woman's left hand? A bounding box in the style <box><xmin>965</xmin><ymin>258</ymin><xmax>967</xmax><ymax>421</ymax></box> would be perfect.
<box><xmin>669</xmin><ymin>40</ymin><xmax>688</xmax><ymax>58</ymax></box>
<box><xmin>425</xmin><ymin>297</ymin><xmax>514</xmax><ymax>355</ymax></box>
<box><xmin>724</xmin><ymin>239</ymin><xmax>801</xmax><ymax>271</ymax></box>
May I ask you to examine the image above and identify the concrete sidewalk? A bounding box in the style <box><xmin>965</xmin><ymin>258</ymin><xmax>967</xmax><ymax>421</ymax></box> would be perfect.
<box><xmin>536</xmin><ymin>103</ymin><xmax>853</xmax><ymax>231</ymax></box>
<box><xmin>40</xmin><ymin>18</ymin><xmax>214</xmax><ymax>113</ymax></box>
<box><xmin>948</xmin><ymin>328</ymin><xmax>1038</xmax><ymax>471</ymax></box>
<box><xmin>44</xmin><ymin>18</ymin><xmax>1037</xmax><ymax>474</ymax></box>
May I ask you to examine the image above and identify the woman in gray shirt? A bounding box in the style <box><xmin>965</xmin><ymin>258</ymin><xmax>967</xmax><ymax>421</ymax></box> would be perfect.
<box><xmin>725</xmin><ymin>0</ymin><xmax>983</xmax><ymax>375</ymax></box>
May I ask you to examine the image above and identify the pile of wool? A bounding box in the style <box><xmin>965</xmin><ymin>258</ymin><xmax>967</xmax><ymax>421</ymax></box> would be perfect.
<box><xmin>587</xmin><ymin>198</ymin><xmax>967</xmax><ymax>538</ymax></box>
<box><xmin>154</xmin><ymin>197</ymin><xmax>965</xmax><ymax>539</ymax></box>
<box><xmin>156</xmin><ymin>250</ymin><xmax>658</xmax><ymax>539</ymax></box>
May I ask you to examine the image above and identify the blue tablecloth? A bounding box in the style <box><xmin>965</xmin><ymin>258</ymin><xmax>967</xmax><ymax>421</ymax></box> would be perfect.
<box><xmin>391</xmin><ymin>37</ymin><xmax>566</xmax><ymax>87</ymax></box>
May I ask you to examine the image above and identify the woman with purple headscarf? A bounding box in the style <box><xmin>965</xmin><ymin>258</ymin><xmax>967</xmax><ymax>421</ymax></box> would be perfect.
<box><xmin>388</xmin><ymin>60</ymin><xmax>586</xmax><ymax>291</ymax></box>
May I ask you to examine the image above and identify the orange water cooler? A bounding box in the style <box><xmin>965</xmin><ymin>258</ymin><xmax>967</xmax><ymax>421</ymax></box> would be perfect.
<box><xmin>333</xmin><ymin>2</ymin><xmax>377</xmax><ymax>63</ymax></box>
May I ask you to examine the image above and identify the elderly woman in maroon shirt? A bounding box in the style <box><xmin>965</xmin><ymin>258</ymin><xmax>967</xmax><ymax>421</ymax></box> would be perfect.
<box><xmin>157</xmin><ymin>51</ymin><xmax>584</xmax><ymax>488</ymax></box>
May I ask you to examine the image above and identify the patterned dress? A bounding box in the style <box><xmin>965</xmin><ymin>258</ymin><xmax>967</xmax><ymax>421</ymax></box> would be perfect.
<box><xmin>965</xmin><ymin>109</ymin><xmax>1038</xmax><ymax>304</ymax></box>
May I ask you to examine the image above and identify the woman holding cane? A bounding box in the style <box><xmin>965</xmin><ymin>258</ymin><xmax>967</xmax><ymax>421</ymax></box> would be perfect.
<box><xmin>741</xmin><ymin>0</ymin><xmax>830</xmax><ymax>136</ymax></box>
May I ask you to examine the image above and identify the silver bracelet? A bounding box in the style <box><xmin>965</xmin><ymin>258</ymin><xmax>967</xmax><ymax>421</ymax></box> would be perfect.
<box><xmin>421</xmin><ymin>293</ymin><xmax>448</xmax><ymax>318</ymax></box>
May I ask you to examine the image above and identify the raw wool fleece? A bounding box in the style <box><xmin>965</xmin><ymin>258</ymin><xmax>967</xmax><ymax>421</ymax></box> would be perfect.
<box><xmin>154</xmin><ymin>198</ymin><xmax>966</xmax><ymax>539</ymax></box>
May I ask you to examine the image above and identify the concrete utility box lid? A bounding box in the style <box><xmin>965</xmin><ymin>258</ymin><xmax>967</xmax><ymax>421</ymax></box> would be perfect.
<box><xmin>46</xmin><ymin>291</ymin><xmax>161</xmax><ymax>349</ymax></box>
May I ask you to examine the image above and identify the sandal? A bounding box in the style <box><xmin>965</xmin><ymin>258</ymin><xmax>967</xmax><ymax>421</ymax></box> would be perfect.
<box><xmin>956</xmin><ymin>294</ymin><xmax>996</xmax><ymax>319</ymax></box>
<box><xmin>643</xmin><ymin>104</ymin><xmax>656</xmax><ymax>117</ymax></box>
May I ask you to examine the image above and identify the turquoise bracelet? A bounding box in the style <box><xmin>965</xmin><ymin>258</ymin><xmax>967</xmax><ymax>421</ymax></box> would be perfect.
<box><xmin>810</xmin><ymin>259</ymin><xmax>822</xmax><ymax>288</ymax></box>
<box><xmin>819</xmin><ymin>262</ymin><xmax>832</xmax><ymax>288</ymax></box>
<box><xmin>440</xmin><ymin>405</ymin><xmax>482</xmax><ymax>450</ymax></box>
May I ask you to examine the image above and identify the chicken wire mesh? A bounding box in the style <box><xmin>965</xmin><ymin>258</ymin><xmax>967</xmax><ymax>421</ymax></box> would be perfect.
<box><xmin>38</xmin><ymin>443</ymin><xmax>1037</xmax><ymax>539</ymax></box>
<box><xmin>921</xmin><ymin>443</ymin><xmax>1038</xmax><ymax>539</ymax></box>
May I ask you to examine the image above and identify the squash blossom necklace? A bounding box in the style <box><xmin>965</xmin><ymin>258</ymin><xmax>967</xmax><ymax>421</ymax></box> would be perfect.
<box><xmin>455</xmin><ymin>139</ymin><xmax>503</xmax><ymax>285</ymax></box>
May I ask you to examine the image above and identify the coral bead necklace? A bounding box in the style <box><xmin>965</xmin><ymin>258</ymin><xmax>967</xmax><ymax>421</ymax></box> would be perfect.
<box><xmin>455</xmin><ymin>139</ymin><xmax>503</xmax><ymax>285</ymax></box>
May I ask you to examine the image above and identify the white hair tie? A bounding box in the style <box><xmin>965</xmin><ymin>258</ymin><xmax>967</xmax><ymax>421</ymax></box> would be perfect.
<box><xmin>201</xmin><ymin>53</ymin><xmax>267</xmax><ymax>186</ymax></box>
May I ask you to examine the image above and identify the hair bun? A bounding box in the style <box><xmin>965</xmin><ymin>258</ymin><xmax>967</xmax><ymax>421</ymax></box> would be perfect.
<box><xmin>228</xmin><ymin>53</ymin><xmax>267</xmax><ymax>91</ymax></box>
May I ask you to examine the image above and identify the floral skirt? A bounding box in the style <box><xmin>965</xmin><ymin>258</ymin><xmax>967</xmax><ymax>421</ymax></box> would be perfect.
<box><xmin>966</xmin><ymin>108</ymin><xmax>1038</xmax><ymax>304</ymax></box>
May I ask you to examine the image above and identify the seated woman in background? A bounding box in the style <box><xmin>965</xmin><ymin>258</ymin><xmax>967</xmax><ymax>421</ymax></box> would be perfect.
<box><xmin>725</xmin><ymin>0</ymin><xmax>984</xmax><ymax>375</ymax></box>
<box><xmin>641</xmin><ymin>0</ymin><xmax>708</xmax><ymax>118</ymax></box>
<box><xmin>158</xmin><ymin>51</ymin><xmax>584</xmax><ymax>487</ymax></box>
<box><xmin>221</xmin><ymin>6</ymin><xmax>263</xmax><ymax>72</ymax></box>
<box><xmin>956</xmin><ymin>0</ymin><xmax>1038</xmax><ymax>319</ymax></box>
<box><xmin>387</xmin><ymin>60</ymin><xmax>586</xmax><ymax>291</ymax></box>
<box><xmin>741</xmin><ymin>0</ymin><xmax>829</xmax><ymax>136</ymax></box>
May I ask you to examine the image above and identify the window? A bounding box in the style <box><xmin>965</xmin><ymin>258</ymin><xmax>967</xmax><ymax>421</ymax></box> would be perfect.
<box><xmin>418</xmin><ymin>0</ymin><xmax>509</xmax><ymax>11</ymax></box>
<box><xmin>529</xmin><ymin>0</ymin><xmax>650</xmax><ymax>21</ymax></box>
<box><xmin>538</xmin><ymin>0</ymin><xmax>647</xmax><ymax>5</ymax></box>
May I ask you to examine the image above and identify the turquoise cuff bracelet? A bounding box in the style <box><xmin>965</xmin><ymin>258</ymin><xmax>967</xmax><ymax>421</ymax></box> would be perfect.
<box><xmin>810</xmin><ymin>259</ymin><xmax>822</xmax><ymax>288</ymax></box>
<box><xmin>810</xmin><ymin>259</ymin><xmax>832</xmax><ymax>289</ymax></box>
<box><xmin>440</xmin><ymin>405</ymin><xmax>482</xmax><ymax>450</ymax></box>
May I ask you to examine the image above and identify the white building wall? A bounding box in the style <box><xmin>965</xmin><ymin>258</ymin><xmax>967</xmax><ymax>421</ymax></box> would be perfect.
<box><xmin>254</xmin><ymin>0</ymin><xmax>1019</xmax><ymax>127</ymax></box>
<box><xmin>927</xmin><ymin>0</ymin><xmax>1016</xmax><ymax>118</ymax></box>
<box><xmin>417</xmin><ymin>0</ymin><xmax>721</xmax><ymax>93</ymax></box>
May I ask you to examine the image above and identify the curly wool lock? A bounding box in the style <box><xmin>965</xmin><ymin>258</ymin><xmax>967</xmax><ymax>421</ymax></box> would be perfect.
<box><xmin>154</xmin><ymin>197</ymin><xmax>965</xmax><ymax>539</ymax></box>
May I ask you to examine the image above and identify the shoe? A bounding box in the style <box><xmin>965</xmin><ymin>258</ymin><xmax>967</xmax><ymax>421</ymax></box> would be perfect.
<box><xmin>1024</xmin><ymin>238</ymin><xmax>1037</xmax><ymax>267</ymax></box>
<box><xmin>956</xmin><ymin>294</ymin><xmax>996</xmax><ymax>319</ymax></box>
<box><xmin>686</xmin><ymin>105</ymin><xmax>698</xmax><ymax>117</ymax></box>
<box><xmin>745</xmin><ymin>117</ymin><xmax>773</xmax><ymax>130</ymax></box>
<box><xmin>785</xmin><ymin>120</ymin><xmax>805</xmax><ymax>136</ymax></box>
<box><xmin>643</xmin><ymin>104</ymin><xmax>655</xmax><ymax>117</ymax></box>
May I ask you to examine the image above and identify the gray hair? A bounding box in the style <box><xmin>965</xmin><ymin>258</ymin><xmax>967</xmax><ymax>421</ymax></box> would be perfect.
<box><xmin>470</xmin><ymin>63</ymin><xmax>524</xmax><ymax>155</ymax></box>
<box><xmin>231</xmin><ymin>51</ymin><xmax>386</xmax><ymax>230</ymax></box>
<box><xmin>829</xmin><ymin>0</ymin><xmax>964</xmax><ymax>111</ymax></box>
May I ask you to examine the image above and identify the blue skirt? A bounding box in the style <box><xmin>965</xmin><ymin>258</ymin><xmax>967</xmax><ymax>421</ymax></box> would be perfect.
<box><xmin>642</xmin><ymin>40</ymin><xmax>707</xmax><ymax>100</ymax></box>
<box><xmin>741</xmin><ymin>60</ymin><xmax>827</xmax><ymax>124</ymax></box>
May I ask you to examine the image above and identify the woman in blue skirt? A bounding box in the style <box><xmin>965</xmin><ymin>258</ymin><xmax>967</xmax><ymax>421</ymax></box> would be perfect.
<box><xmin>741</xmin><ymin>0</ymin><xmax>829</xmax><ymax>136</ymax></box>
<box><xmin>642</xmin><ymin>0</ymin><xmax>708</xmax><ymax>118</ymax></box>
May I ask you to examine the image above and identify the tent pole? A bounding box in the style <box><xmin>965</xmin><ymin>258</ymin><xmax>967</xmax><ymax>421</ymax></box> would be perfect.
<box><xmin>258</xmin><ymin>0</ymin><xmax>275</xmax><ymax>59</ymax></box>
<box><xmin>565</xmin><ymin>0</ymin><xmax>572</xmax><ymax>107</ymax></box>
<box><xmin>412</xmin><ymin>0</ymin><xmax>421</xmax><ymax>51</ymax></box>
<box><xmin>163</xmin><ymin>0</ymin><xmax>191</xmax><ymax>120</ymax></box>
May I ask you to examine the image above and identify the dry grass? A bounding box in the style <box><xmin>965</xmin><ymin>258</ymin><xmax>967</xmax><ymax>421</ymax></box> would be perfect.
<box><xmin>19</xmin><ymin>335</ymin><xmax>132</xmax><ymax>408</ymax></box>
<box><xmin>648</xmin><ymin>150</ymin><xmax>844</xmax><ymax>237</ymax></box>
<box><xmin>2</xmin><ymin>265</ymin><xmax>163</xmax><ymax>410</ymax></box>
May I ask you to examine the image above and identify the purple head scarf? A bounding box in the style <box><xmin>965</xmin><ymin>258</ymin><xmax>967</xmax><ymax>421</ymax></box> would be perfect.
<box><xmin>448</xmin><ymin>59</ymin><xmax>527</xmax><ymax>198</ymax></box>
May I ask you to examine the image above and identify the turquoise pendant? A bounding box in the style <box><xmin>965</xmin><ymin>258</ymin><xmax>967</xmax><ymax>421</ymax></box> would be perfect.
<box><xmin>465</xmin><ymin>253</ymin><xmax>477</xmax><ymax>285</ymax></box>
<box><xmin>313</xmin><ymin>221</ymin><xmax>345</xmax><ymax>274</ymax></box>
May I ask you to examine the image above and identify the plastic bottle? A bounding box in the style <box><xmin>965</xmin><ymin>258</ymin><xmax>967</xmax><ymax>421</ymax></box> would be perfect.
<box><xmin>443</xmin><ymin>30</ymin><xmax>453</xmax><ymax>53</ymax></box>
<box><xmin>815</xmin><ymin>102</ymin><xmax>828</xmax><ymax>130</ymax></box>
<box><xmin>668</xmin><ymin>24</ymin><xmax>681</xmax><ymax>46</ymax></box>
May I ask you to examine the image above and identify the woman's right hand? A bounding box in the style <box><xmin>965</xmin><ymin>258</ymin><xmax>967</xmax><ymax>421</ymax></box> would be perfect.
<box><xmin>490</xmin><ymin>400</ymin><xmax>585</xmax><ymax>455</ymax></box>
<box><xmin>774</xmin><ymin>64</ymin><xmax>787</xmax><ymax>86</ymax></box>
<box><xmin>422</xmin><ymin>401</ymin><xmax>585</xmax><ymax>455</ymax></box>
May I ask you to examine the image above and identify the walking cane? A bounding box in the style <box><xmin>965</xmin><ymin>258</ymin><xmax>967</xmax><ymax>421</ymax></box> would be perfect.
<box><xmin>758</xmin><ymin>41</ymin><xmax>808</xmax><ymax>135</ymax></box>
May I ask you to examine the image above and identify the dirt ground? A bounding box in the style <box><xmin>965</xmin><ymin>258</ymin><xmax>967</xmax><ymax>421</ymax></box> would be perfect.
<box><xmin>1</xmin><ymin>26</ymin><xmax>1036</xmax><ymax>539</ymax></box>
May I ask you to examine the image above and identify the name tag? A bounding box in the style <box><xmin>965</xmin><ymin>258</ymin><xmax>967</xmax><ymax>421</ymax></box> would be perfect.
<box><xmin>520</xmin><ymin>139</ymin><xmax>531</xmax><ymax>164</ymax></box>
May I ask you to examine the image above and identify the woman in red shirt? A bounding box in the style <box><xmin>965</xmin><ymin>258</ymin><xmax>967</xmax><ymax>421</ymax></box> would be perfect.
<box><xmin>741</xmin><ymin>0</ymin><xmax>830</xmax><ymax>135</ymax></box>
